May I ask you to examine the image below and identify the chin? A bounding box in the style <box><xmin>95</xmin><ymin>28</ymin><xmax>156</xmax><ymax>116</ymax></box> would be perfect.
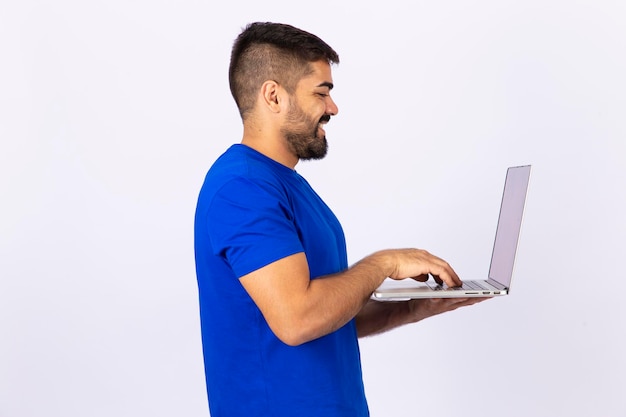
<box><xmin>301</xmin><ymin>139</ymin><xmax>328</xmax><ymax>161</ymax></box>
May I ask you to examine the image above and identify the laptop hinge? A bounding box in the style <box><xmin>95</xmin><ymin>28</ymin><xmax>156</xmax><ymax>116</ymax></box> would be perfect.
<box><xmin>487</xmin><ymin>278</ymin><xmax>507</xmax><ymax>291</ymax></box>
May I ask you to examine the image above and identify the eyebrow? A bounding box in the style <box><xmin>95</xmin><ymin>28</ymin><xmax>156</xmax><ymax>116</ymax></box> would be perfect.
<box><xmin>316</xmin><ymin>81</ymin><xmax>334</xmax><ymax>90</ymax></box>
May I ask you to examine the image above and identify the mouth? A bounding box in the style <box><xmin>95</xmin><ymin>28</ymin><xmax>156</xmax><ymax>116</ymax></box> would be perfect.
<box><xmin>318</xmin><ymin>115</ymin><xmax>330</xmax><ymax>134</ymax></box>
<box><xmin>317</xmin><ymin>123</ymin><xmax>326</xmax><ymax>136</ymax></box>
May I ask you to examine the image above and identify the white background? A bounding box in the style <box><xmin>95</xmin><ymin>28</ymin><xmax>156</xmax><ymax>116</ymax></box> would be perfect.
<box><xmin>2</xmin><ymin>1</ymin><xmax>625</xmax><ymax>416</ymax></box>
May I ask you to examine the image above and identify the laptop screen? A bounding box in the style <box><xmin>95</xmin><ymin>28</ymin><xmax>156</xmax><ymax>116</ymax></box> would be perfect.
<box><xmin>488</xmin><ymin>165</ymin><xmax>531</xmax><ymax>287</ymax></box>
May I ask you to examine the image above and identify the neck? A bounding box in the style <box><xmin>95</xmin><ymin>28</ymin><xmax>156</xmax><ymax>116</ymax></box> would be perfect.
<box><xmin>241</xmin><ymin>127</ymin><xmax>298</xmax><ymax>169</ymax></box>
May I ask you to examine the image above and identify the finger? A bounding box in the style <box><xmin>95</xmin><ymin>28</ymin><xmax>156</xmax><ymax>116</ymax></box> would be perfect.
<box><xmin>420</xmin><ymin>251</ymin><xmax>462</xmax><ymax>287</ymax></box>
<box><xmin>431</xmin><ymin>274</ymin><xmax>444</xmax><ymax>285</ymax></box>
<box><xmin>431</xmin><ymin>263</ymin><xmax>462</xmax><ymax>288</ymax></box>
<box><xmin>463</xmin><ymin>297</ymin><xmax>491</xmax><ymax>305</ymax></box>
<box><xmin>426</xmin><ymin>299</ymin><xmax>472</xmax><ymax>315</ymax></box>
<box><xmin>412</xmin><ymin>274</ymin><xmax>430</xmax><ymax>282</ymax></box>
<box><xmin>446</xmin><ymin>297</ymin><xmax>490</xmax><ymax>309</ymax></box>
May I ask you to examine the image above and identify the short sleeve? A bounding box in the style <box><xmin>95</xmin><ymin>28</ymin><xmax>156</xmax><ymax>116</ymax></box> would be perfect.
<box><xmin>205</xmin><ymin>177</ymin><xmax>304</xmax><ymax>278</ymax></box>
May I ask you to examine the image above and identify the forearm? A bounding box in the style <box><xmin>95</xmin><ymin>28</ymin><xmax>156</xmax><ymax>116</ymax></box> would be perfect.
<box><xmin>240</xmin><ymin>248</ymin><xmax>465</xmax><ymax>345</ymax></box>
<box><xmin>291</xmin><ymin>253</ymin><xmax>393</xmax><ymax>344</ymax></box>
<box><xmin>356</xmin><ymin>297</ymin><xmax>490</xmax><ymax>338</ymax></box>
<box><xmin>355</xmin><ymin>299</ymin><xmax>416</xmax><ymax>338</ymax></box>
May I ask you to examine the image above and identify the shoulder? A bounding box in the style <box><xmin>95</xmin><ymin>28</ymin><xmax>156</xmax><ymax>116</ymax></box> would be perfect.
<box><xmin>198</xmin><ymin>145</ymin><xmax>300</xmax><ymax>210</ymax></box>
<box><xmin>208</xmin><ymin>145</ymin><xmax>294</xmax><ymax>186</ymax></box>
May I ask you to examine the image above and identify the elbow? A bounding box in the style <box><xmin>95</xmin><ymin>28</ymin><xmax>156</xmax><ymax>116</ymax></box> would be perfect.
<box><xmin>269</xmin><ymin>318</ymin><xmax>320</xmax><ymax>347</ymax></box>
<box><xmin>273</xmin><ymin>325</ymin><xmax>313</xmax><ymax>347</ymax></box>
<box><xmin>277</xmin><ymin>332</ymin><xmax>307</xmax><ymax>347</ymax></box>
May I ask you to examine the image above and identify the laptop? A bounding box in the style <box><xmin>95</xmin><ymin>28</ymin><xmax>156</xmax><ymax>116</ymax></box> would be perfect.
<box><xmin>372</xmin><ymin>165</ymin><xmax>531</xmax><ymax>300</ymax></box>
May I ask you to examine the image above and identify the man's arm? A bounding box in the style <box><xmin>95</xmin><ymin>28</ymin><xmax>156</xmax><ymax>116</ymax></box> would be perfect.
<box><xmin>355</xmin><ymin>297</ymin><xmax>489</xmax><ymax>338</ymax></box>
<box><xmin>239</xmin><ymin>248</ymin><xmax>463</xmax><ymax>346</ymax></box>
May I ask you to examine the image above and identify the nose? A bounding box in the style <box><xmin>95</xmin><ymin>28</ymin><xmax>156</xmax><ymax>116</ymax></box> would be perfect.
<box><xmin>326</xmin><ymin>96</ymin><xmax>339</xmax><ymax>116</ymax></box>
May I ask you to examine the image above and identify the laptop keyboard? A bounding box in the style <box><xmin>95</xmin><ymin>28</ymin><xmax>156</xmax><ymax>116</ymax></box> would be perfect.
<box><xmin>460</xmin><ymin>280</ymin><xmax>490</xmax><ymax>290</ymax></box>
<box><xmin>432</xmin><ymin>280</ymin><xmax>490</xmax><ymax>291</ymax></box>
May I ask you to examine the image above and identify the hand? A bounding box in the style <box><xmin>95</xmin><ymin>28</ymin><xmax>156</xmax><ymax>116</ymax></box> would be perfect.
<box><xmin>381</xmin><ymin>248</ymin><xmax>462</xmax><ymax>288</ymax></box>
<box><xmin>407</xmin><ymin>297</ymin><xmax>490</xmax><ymax>323</ymax></box>
<box><xmin>355</xmin><ymin>296</ymin><xmax>490</xmax><ymax>337</ymax></box>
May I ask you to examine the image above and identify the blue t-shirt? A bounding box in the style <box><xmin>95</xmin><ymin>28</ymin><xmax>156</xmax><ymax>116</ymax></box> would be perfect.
<box><xmin>194</xmin><ymin>144</ymin><xmax>369</xmax><ymax>417</ymax></box>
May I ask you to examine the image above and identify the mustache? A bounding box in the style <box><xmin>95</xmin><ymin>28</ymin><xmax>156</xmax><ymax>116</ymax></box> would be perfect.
<box><xmin>319</xmin><ymin>115</ymin><xmax>331</xmax><ymax>123</ymax></box>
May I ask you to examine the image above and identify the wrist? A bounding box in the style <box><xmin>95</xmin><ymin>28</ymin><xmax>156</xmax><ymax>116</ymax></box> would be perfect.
<box><xmin>365</xmin><ymin>250</ymin><xmax>395</xmax><ymax>281</ymax></box>
<box><xmin>349</xmin><ymin>251</ymin><xmax>393</xmax><ymax>289</ymax></box>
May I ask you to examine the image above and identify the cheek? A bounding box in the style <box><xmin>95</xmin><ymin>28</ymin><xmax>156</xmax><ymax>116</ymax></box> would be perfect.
<box><xmin>304</xmin><ymin>100</ymin><xmax>324</xmax><ymax>117</ymax></box>
<box><xmin>313</xmin><ymin>105</ymin><xmax>326</xmax><ymax>120</ymax></box>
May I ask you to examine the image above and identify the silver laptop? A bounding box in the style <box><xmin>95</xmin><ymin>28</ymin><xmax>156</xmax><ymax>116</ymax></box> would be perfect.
<box><xmin>372</xmin><ymin>165</ymin><xmax>531</xmax><ymax>300</ymax></box>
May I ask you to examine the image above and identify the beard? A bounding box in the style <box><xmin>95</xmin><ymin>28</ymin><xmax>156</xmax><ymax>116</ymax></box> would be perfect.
<box><xmin>282</xmin><ymin>101</ymin><xmax>330</xmax><ymax>161</ymax></box>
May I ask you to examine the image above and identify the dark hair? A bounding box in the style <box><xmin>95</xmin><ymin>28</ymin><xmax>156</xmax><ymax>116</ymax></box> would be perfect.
<box><xmin>228</xmin><ymin>22</ymin><xmax>340</xmax><ymax>119</ymax></box>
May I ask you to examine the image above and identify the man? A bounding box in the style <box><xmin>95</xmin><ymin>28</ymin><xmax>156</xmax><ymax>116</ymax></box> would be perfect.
<box><xmin>194</xmin><ymin>22</ymin><xmax>485</xmax><ymax>417</ymax></box>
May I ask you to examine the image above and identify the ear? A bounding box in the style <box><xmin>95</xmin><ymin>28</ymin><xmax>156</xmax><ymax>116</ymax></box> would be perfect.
<box><xmin>260</xmin><ymin>80</ymin><xmax>285</xmax><ymax>113</ymax></box>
